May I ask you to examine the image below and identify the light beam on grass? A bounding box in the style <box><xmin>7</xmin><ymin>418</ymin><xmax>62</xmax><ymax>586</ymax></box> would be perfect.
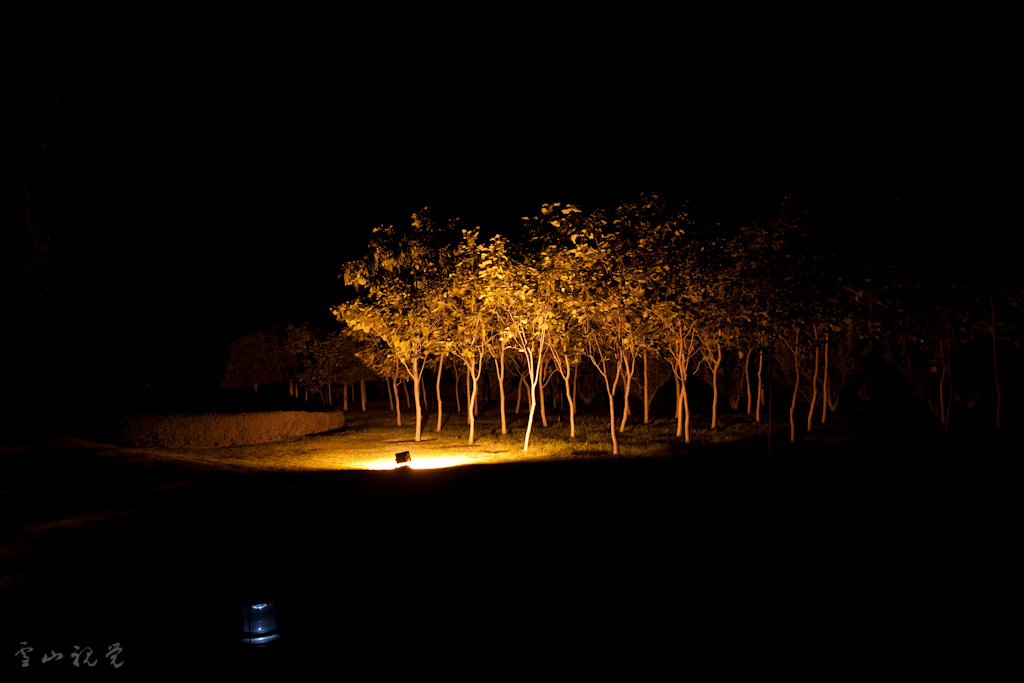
<box><xmin>357</xmin><ymin>454</ymin><xmax>473</xmax><ymax>470</ymax></box>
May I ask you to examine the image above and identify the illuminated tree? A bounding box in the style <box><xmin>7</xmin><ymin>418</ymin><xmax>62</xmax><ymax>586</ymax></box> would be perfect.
<box><xmin>283</xmin><ymin>324</ymin><xmax>376</xmax><ymax>408</ymax></box>
<box><xmin>643</xmin><ymin>210</ymin><xmax>704</xmax><ymax>443</ymax></box>
<box><xmin>334</xmin><ymin>208</ymin><xmax>456</xmax><ymax>442</ymax></box>
<box><xmin>444</xmin><ymin>227</ymin><xmax>496</xmax><ymax>445</ymax></box>
<box><xmin>607</xmin><ymin>195</ymin><xmax>682</xmax><ymax>433</ymax></box>
<box><xmin>727</xmin><ymin>194</ymin><xmax>844</xmax><ymax>445</ymax></box>
<box><xmin>476</xmin><ymin>231</ymin><xmax>551</xmax><ymax>452</ymax></box>
<box><xmin>554</xmin><ymin>206</ymin><xmax>641</xmax><ymax>455</ymax></box>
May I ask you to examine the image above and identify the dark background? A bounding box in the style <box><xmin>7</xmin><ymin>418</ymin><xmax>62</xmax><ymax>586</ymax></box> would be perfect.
<box><xmin>4</xmin><ymin>43</ymin><xmax>1001</xmax><ymax>432</ymax></box>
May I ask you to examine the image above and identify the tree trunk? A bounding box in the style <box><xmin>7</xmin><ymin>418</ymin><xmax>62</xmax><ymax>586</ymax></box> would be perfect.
<box><xmin>468</xmin><ymin>358</ymin><xmax>482</xmax><ymax>445</ymax></box>
<box><xmin>419</xmin><ymin>374</ymin><xmax>429</xmax><ymax>413</ymax></box>
<box><xmin>643</xmin><ymin>350</ymin><xmax>651</xmax><ymax>424</ymax></box>
<box><xmin>756</xmin><ymin>348</ymin><xmax>763</xmax><ymax>423</ymax></box>
<box><xmin>789</xmin><ymin>327</ymin><xmax>800</xmax><ymax>443</ymax></box>
<box><xmin>807</xmin><ymin>325</ymin><xmax>819</xmax><ymax>433</ymax></box>
<box><xmin>619</xmin><ymin>350</ymin><xmax>638</xmax><ymax>433</ymax></box>
<box><xmin>522</xmin><ymin>328</ymin><xmax>547</xmax><ymax>452</ymax></box>
<box><xmin>744</xmin><ymin>345</ymin><xmax>752</xmax><ymax>414</ymax></box>
<box><xmin>562</xmin><ymin>357</ymin><xmax>577</xmax><ymax>439</ymax></box>
<box><xmin>938</xmin><ymin>360</ymin><xmax>947</xmax><ymax>427</ymax></box>
<box><xmin>451</xmin><ymin>359</ymin><xmax>462</xmax><ymax>413</ymax></box>
<box><xmin>591</xmin><ymin>355</ymin><xmax>622</xmax><ymax>456</ymax></box>
<box><xmin>674</xmin><ymin>375</ymin><xmax>682</xmax><ymax>433</ymax></box>
<box><xmin>412</xmin><ymin>357</ymin><xmax>423</xmax><ymax>442</ymax></box>
<box><xmin>572</xmin><ymin>363</ymin><xmax>578</xmax><ymax>416</ymax></box>
<box><xmin>393</xmin><ymin>376</ymin><xmax>402</xmax><ymax>427</ymax></box>
<box><xmin>539</xmin><ymin>356</ymin><xmax>548</xmax><ymax>428</ymax></box>
<box><xmin>768</xmin><ymin>327</ymin><xmax>774</xmax><ymax>456</ymax></box>
<box><xmin>991</xmin><ymin>295</ymin><xmax>1002</xmax><ymax>430</ymax></box>
<box><xmin>466</xmin><ymin>358</ymin><xmax>473</xmax><ymax>424</ymax></box>
<box><xmin>495</xmin><ymin>349</ymin><xmax>508</xmax><ymax>435</ymax></box>
<box><xmin>821</xmin><ymin>331</ymin><xmax>828</xmax><ymax>425</ymax></box>
<box><xmin>516</xmin><ymin>372</ymin><xmax>524</xmax><ymax>414</ymax></box>
<box><xmin>708</xmin><ymin>334</ymin><xmax>722</xmax><ymax>429</ymax></box>
<box><xmin>680</xmin><ymin>373</ymin><xmax>691</xmax><ymax>444</ymax></box>
<box><xmin>936</xmin><ymin>333</ymin><xmax>952</xmax><ymax>434</ymax></box>
<box><xmin>944</xmin><ymin>321</ymin><xmax>954</xmax><ymax>437</ymax></box>
<box><xmin>436</xmin><ymin>352</ymin><xmax>446</xmax><ymax>433</ymax></box>
<box><xmin>608</xmin><ymin>380</ymin><xmax>620</xmax><ymax>455</ymax></box>
<box><xmin>672</xmin><ymin>358</ymin><xmax>692</xmax><ymax>443</ymax></box>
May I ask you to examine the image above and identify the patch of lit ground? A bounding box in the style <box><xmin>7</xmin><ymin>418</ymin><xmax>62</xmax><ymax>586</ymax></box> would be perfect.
<box><xmin>101</xmin><ymin>402</ymin><xmax>727</xmax><ymax>472</ymax></box>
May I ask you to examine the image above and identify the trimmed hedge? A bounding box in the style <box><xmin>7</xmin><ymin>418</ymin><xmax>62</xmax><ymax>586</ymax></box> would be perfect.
<box><xmin>121</xmin><ymin>410</ymin><xmax>346</xmax><ymax>448</ymax></box>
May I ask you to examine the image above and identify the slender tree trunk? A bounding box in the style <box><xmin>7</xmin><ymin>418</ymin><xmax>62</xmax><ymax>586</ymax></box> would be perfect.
<box><xmin>674</xmin><ymin>374</ymin><xmax>682</xmax><ymax>433</ymax></box>
<box><xmin>522</xmin><ymin>331</ymin><xmax>547</xmax><ymax>452</ymax></box>
<box><xmin>468</xmin><ymin>357</ymin><xmax>482</xmax><ymax>445</ymax></box>
<box><xmin>386</xmin><ymin>378</ymin><xmax>394</xmax><ymax>411</ymax></box>
<box><xmin>744</xmin><ymin>345</ymin><xmax>752</xmax><ymax>414</ymax></box>
<box><xmin>516</xmin><ymin>372</ymin><xmax>524</xmax><ymax>414</ymax></box>
<box><xmin>669</xmin><ymin>327</ymin><xmax>694</xmax><ymax>444</ymax></box>
<box><xmin>436</xmin><ymin>352</ymin><xmax>446</xmax><ymax>433</ymax></box>
<box><xmin>573</xmin><ymin>366</ymin><xmax>581</xmax><ymax>413</ymax></box>
<box><xmin>707</xmin><ymin>333</ymin><xmax>722</xmax><ymax>429</ymax></box>
<box><xmin>991</xmin><ymin>295</ymin><xmax>1002</xmax><ymax>430</ymax></box>
<box><xmin>451</xmin><ymin>359</ymin><xmax>462</xmax><ymax>413</ymax></box>
<box><xmin>936</xmin><ymin>334</ymin><xmax>951</xmax><ymax>433</ymax></box>
<box><xmin>938</xmin><ymin>360</ymin><xmax>947</xmax><ymax>427</ymax></box>
<box><xmin>768</xmin><ymin>325</ymin><xmax>775</xmax><ymax>456</ymax></box>
<box><xmin>402</xmin><ymin>381</ymin><xmax>411</xmax><ymax>409</ymax></box>
<box><xmin>572</xmin><ymin>364</ymin><xmax>578</xmax><ymax>415</ymax></box>
<box><xmin>591</xmin><ymin>355</ymin><xmax>622</xmax><ymax>456</ymax></box>
<box><xmin>619</xmin><ymin>351</ymin><xmax>638</xmax><ymax>433</ymax></box>
<box><xmin>562</xmin><ymin>357</ymin><xmax>577</xmax><ymax>439</ymax></box>
<box><xmin>807</xmin><ymin>325</ymin><xmax>819</xmax><ymax>433</ymax></box>
<box><xmin>608</xmin><ymin>368</ymin><xmax>620</xmax><ymax>455</ymax></box>
<box><xmin>393</xmin><ymin>376</ymin><xmax>402</xmax><ymax>426</ymax></box>
<box><xmin>420</xmin><ymin>373</ymin><xmax>429</xmax><ymax>412</ymax></box>
<box><xmin>756</xmin><ymin>348</ymin><xmax>763</xmax><ymax>423</ymax></box>
<box><xmin>539</xmin><ymin>356</ymin><xmax>548</xmax><ymax>428</ymax></box>
<box><xmin>678</xmin><ymin>370</ymin><xmax>691</xmax><ymax>444</ymax></box>
<box><xmin>495</xmin><ymin>350</ymin><xmax>508</xmax><ymax>435</ymax></box>
<box><xmin>944</xmin><ymin>321</ymin><xmax>954</xmax><ymax>437</ymax></box>
<box><xmin>412</xmin><ymin>357</ymin><xmax>423</xmax><ymax>442</ymax></box>
<box><xmin>821</xmin><ymin>331</ymin><xmax>828</xmax><ymax>424</ymax></box>
<box><xmin>789</xmin><ymin>327</ymin><xmax>800</xmax><ymax>443</ymax></box>
<box><xmin>672</xmin><ymin>357</ymin><xmax>692</xmax><ymax>443</ymax></box>
<box><xmin>643</xmin><ymin>350</ymin><xmax>651</xmax><ymax>424</ymax></box>
<box><xmin>466</xmin><ymin>358</ymin><xmax>472</xmax><ymax>424</ymax></box>
<box><xmin>343</xmin><ymin>384</ymin><xmax>349</xmax><ymax>411</ymax></box>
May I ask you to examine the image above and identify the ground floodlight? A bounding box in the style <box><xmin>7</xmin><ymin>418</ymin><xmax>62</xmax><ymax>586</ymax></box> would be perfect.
<box><xmin>241</xmin><ymin>601</ymin><xmax>282</xmax><ymax>646</ymax></box>
<box><xmin>396</xmin><ymin>451</ymin><xmax>411</xmax><ymax>465</ymax></box>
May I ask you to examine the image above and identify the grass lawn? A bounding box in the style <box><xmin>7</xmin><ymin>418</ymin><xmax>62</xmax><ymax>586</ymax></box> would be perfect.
<box><xmin>88</xmin><ymin>395</ymin><xmax>895</xmax><ymax>472</ymax></box>
<box><xmin>0</xmin><ymin>397</ymin><xmax>994</xmax><ymax>676</ymax></box>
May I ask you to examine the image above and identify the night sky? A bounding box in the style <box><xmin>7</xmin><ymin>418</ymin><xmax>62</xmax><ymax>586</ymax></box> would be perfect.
<box><xmin>5</xmin><ymin>63</ymin><xmax>988</xmax><ymax>420</ymax></box>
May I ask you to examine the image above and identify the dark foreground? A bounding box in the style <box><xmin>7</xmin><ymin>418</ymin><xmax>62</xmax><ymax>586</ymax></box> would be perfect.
<box><xmin>0</xmin><ymin>432</ymin><xmax>1001</xmax><ymax>678</ymax></box>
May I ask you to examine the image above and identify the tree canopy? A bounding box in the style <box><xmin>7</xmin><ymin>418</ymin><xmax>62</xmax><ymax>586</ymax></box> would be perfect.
<box><xmin>330</xmin><ymin>192</ymin><xmax>1022</xmax><ymax>451</ymax></box>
